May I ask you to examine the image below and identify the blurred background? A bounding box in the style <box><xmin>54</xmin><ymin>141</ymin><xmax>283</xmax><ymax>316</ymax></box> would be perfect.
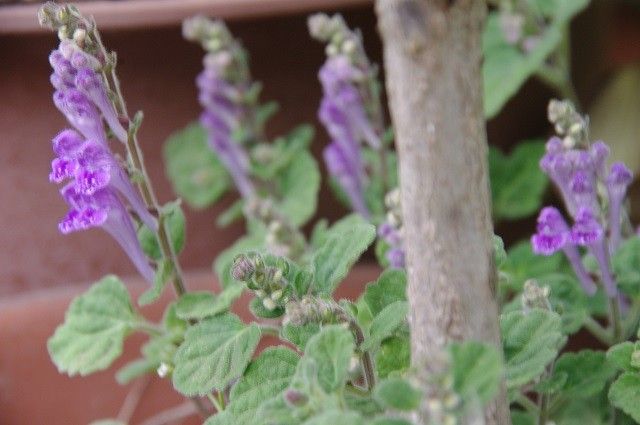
<box><xmin>0</xmin><ymin>0</ymin><xmax>639</xmax><ymax>423</ymax></box>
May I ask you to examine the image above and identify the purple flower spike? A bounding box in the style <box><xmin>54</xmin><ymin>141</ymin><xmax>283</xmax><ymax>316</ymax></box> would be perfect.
<box><xmin>53</xmin><ymin>89</ymin><xmax>107</xmax><ymax>144</ymax></box>
<box><xmin>324</xmin><ymin>142</ymin><xmax>369</xmax><ymax>218</ymax></box>
<box><xmin>49</xmin><ymin>50</ymin><xmax>76</xmax><ymax>85</ymax></box>
<box><xmin>59</xmin><ymin>185</ymin><xmax>155</xmax><ymax>283</ymax></box>
<box><xmin>75</xmin><ymin>68</ymin><xmax>128</xmax><ymax>143</ymax></box>
<box><xmin>531</xmin><ymin>207</ymin><xmax>569</xmax><ymax>255</ymax></box>
<box><xmin>607</xmin><ymin>162</ymin><xmax>633</xmax><ymax>252</ymax></box>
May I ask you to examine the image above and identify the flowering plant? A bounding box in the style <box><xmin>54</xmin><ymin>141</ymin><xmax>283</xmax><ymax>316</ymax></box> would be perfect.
<box><xmin>35</xmin><ymin>2</ymin><xmax>640</xmax><ymax>425</ymax></box>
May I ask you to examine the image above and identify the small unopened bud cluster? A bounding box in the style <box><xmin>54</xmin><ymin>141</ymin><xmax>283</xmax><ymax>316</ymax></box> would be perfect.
<box><xmin>245</xmin><ymin>198</ymin><xmax>307</xmax><ymax>260</ymax></box>
<box><xmin>378</xmin><ymin>188</ymin><xmax>405</xmax><ymax>268</ymax></box>
<box><xmin>183</xmin><ymin>16</ymin><xmax>234</xmax><ymax>55</ymax></box>
<box><xmin>284</xmin><ymin>389</ymin><xmax>308</xmax><ymax>407</ymax></box>
<box><xmin>232</xmin><ymin>252</ymin><xmax>290</xmax><ymax>311</ymax></box>
<box><xmin>547</xmin><ymin>99</ymin><xmax>589</xmax><ymax>148</ymax></box>
<box><xmin>522</xmin><ymin>279</ymin><xmax>552</xmax><ymax>311</ymax></box>
<box><xmin>283</xmin><ymin>296</ymin><xmax>343</xmax><ymax>327</ymax></box>
<box><xmin>497</xmin><ymin>1</ymin><xmax>544</xmax><ymax>53</ymax></box>
<box><xmin>307</xmin><ymin>13</ymin><xmax>361</xmax><ymax>60</ymax></box>
<box><xmin>38</xmin><ymin>2</ymin><xmax>96</xmax><ymax>49</ymax></box>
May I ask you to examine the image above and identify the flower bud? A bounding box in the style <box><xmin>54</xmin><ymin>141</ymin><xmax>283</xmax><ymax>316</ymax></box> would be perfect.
<box><xmin>157</xmin><ymin>362</ymin><xmax>173</xmax><ymax>378</ymax></box>
<box><xmin>231</xmin><ymin>254</ymin><xmax>255</xmax><ymax>281</ymax></box>
<box><xmin>284</xmin><ymin>389</ymin><xmax>308</xmax><ymax>407</ymax></box>
<box><xmin>262</xmin><ymin>297</ymin><xmax>277</xmax><ymax>311</ymax></box>
<box><xmin>270</xmin><ymin>289</ymin><xmax>283</xmax><ymax>301</ymax></box>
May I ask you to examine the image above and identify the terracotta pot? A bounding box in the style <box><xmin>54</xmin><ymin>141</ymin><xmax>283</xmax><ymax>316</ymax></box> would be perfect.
<box><xmin>0</xmin><ymin>265</ymin><xmax>381</xmax><ymax>425</ymax></box>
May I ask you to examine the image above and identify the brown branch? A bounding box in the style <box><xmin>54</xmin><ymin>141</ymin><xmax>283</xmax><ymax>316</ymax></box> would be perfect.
<box><xmin>374</xmin><ymin>1</ymin><xmax>510</xmax><ymax>423</ymax></box>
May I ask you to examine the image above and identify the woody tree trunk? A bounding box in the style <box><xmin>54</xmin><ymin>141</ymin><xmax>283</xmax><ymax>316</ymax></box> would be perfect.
<box><xmin>374</xmin><ymin>1</ymin><xmax>510</xmax><ymax>423</ymax></box>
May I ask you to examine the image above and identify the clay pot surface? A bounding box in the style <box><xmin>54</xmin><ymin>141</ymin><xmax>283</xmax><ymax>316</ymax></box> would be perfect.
<box><xmin>0</xmin><ymin>265</ymin><xmax>381</xmax><ymax>425</ymax></box>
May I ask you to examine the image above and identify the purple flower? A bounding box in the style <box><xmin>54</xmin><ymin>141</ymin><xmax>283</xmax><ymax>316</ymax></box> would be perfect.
<box><xmin>532</xmin><ymin>207</ymin><xmax>597</xmax><ymax>295</ymax></box>
<box><xmin>607</xmin><ymin>162</ymin><xmax>633</xmax><ymax>252</ymax></box>
<box><xmin>531</xmin><ymin>207</ymin><xmax>569</xmax><ymax>255</ymax></box>
<box><xmin>59</xmin><ymin>184</ymin><xmax>155</xmax><ymax>283</ymax></box>
<box><xmin>75</xmin><ymin>68</ymin><xmax>128</xmax><ymax>143</ymax></box>
<box><xmin>570</xmin><ymin>208</ymin><xmax>604</xmax><ymax>246</ymax></box>
<box><xmin>324</xmin><ymin>142</ymin><xmax>369</xmax><ymax>218</ymax></box>
<box><xmin>196</xmin><ymin>53</ymin><xmax>254</xmax><ymax>198</ymax></box>
<box><xmin>53</xmin><ymin>88</ymin><xmax>107</xmax><ymax>144</ymax></box>
<box><xmin>386</xmin><ymin>247</ymin><xmax>405</xmax><ymax>269</ymax></box>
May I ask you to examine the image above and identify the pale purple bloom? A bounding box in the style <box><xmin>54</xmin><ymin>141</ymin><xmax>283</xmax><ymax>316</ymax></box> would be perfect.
<box><xmin>75</xmin><ymin>68</ymin><xmax>128</xmax><ymax>143</ymax></box>
<box><xmin>53</xmin><ymin>88</ymin><xmax>107</xmax><ymax>144</ymax></box>
<box><xmin>532</xmin><ymin>206</ymin><xmax>597</xmax><ymax>295</ymax></box>
<box><xmin>607</xmin><ymin>162</ymin><xmax>633</xmax><ymax>252</ymax></box>
<box><xmin>196</xmin><ymin>53</ymin><xmax>254</xmax><ymax>198</ymax></box>
<box><xmin>59</xmin><ymin>184</ymin><xmax>155</xmax><ymax>283</ymax></box>
<box><xmin>324</xmin><ymin>143</ymin><xmax>369</xmax><ymax>218</ymax></box>
<box><xmin>378</xmin><ymin>222</ymin><xmax>404</xmax><ymax>268</ymax></box>
<box><xmin>318</xmin><ymin>56</ymin><xmax>380</xmax><ymax>217</ymax></box>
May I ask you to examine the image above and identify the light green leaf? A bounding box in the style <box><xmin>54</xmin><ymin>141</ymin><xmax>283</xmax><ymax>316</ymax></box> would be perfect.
<box><xmin>164</xmin><ymin>123</ymin><xmax>229</xmax><ymax>209</ymax></box>
<box><xmin>362</xmin><ymin>301</ymin><xmax>408</xmax><ymax>351</ymax></box>
<box><xmin>116</xmin><ymin>358</ymin><xmax>156</xmax><ymax>385</ymax></box>
<box><xmin>175</xmin><ymin>286</ymin><xmax>243</xmax><ymax>320</ymax></box>
<box><xmin>48</xmin><ymin>275</ymin><xmax>136</xmax><ymax>376</ymax></box>
<box><xmin>138</xmin><ymin>259</ymin><xmax>172</xmax><ymax>306</ymax></box>
<box><xmin>610</xmin><ymin>236</ymin><xmax>640</xmax><ymax>298</ymax></box>
<box><xmin>172</xmin><ymin>313</ymin><xmax>261</xmax><ymax>396</ymax></box>
<box><xmin>275</xmin><ymin>150</ymin><xmax>320</xmax><ymax>226</ymax></box>
<box><xmin>376</xmin><ymin>335</ymin><xmax>410</xmax><ymax>379</ymax></box>
<box><xmin>313</xmin><ymin>215</ymin><xmax>376</xmax><ymax>296</ymax></box>
<box><xmin>301</xmin><ymin>325</ymin><xmax>355</xmax><ymax>392</ymax></box>
<box><xmin>216</xmin><ymin>199</ymin><xmax>245</xmax><ymax>228</ymax></box>
<box><xmin>281</xmin><ymin>322</ymin><xmax>320</xmax><ymax>351</ymax></box>
<box><xmin>499</xmin><ymin>240</ymin><xmax>565</xmax><ymax>294</ymax></box>
<box><xmin>374</xmin><ymin>377</ymin><xmax>422</xmax><ymax>411</ymax></box>
<box><xmin>203</xmin><ymin>411</ymin><xmax>235</xmax><ymax>425</ymax></box>
<box><xmin>552</xmin><ymin>350</ymin><xmax>617</xmax><ymax>398</ymax></box>
<box><xmin>608</xmin><ymin>342</ymin><xmax>637</xmax><ymax>372</ymax></box>
<box><xmin>450</xmin><ymin>341</ymin><xmax>503</xmax><ymax>405</ymax></box>
<box><xmin>501</xmin><ymin>309</ymin><xmax>565</xmax><ymax>389</ymax></box>
<box><xmin>137</xmin><ymin>202</ymin><xmax>186</xmax><ymax>261</ymax></box>
<box><xmin>89</xmin><ymin>420</ymin><xmax>127</xmax><ymax>425</ymax></box>
<box><xmin>363</xmin><ymin>269</ymin><xmax>407</xmax><ymax>316</ymax></box>
<box><xmin>371</xmin><ymin>419</ymin><xmax>412</xmax><ymax>425</ymax></box>
<box><xmin>228</xmin><ymin>347</ymin><xmax>299</xmax><ymax>425</ymax></box>
<box><xmin>483</xmin><ymin>0</ymin><xmax>589</xmax><ymax>118</ymax></box>
<box><xmin>489</xmin><ymin>141</ymin><xmax>548</xmax><ymax>221</ymax></box>
<box><xmin>302</xmin><ymin>411</ymin><xmax>364</xmax><ymax>425</ymax></box>
<box><xmin>609</xmin><ymin>373</ymin><xmax>640</xmax><ymax>423</ymax></box>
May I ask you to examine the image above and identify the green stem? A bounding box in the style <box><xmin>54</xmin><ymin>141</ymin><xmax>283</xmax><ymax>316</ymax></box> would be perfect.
<box><xmin>91</xmin><ymin>23</ymin><xmax>187</xmax><ymax>297</ymax></box>
<box><xmin>610</xmin><ymin>296</ymin><xmax>623</xmax><ymax>344</ymax></box>
<box><xmin>515</xmin><ymin>393</ymin><xmax>539</xmax><ymax>415</ymax></box>
<box><xmin>134</xmin><ymin>320</ymin><xmax>164</xmax><ymax>337</ymax></box>
<box><xmin>583</xmin><ymin>316</ymin><xmax>613</xmax><ymax>346</ymax></box>
<box><xmin>207</xmin><ymin>393</ymin><xmax>224</xmax><ymax>412</ymax></box>
<box><xmin>345</xmin><ymin>384</ymin><xmax>370</xmax><ymax>397</ymax></box>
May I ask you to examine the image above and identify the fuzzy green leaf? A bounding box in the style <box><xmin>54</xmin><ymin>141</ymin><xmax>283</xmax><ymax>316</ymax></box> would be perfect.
<box><xmin>363</xmin><ymin>301</ymin><xmax>408</xmax><ymax>351</ymax></box>
<box><xmin>313</xmin><ymin>215</ymin><xmax>376</xmax><ymax>296</ymax></box>
<box><xmin>374</xmin><ymin>377</ymin><xmax>422</xmax><ymax>411</ymax></box>
<box><xmin>172</xmin><ymin>313</ymin><xmax>261</xmax><ymax>396</ymax></box>
<box><xmin>275</xmin><ymin>150</ymin><xmax>320</xmax><ymax>226</ymax></box>
<box><xmin>376</xmin><ymin>336</ymin><xmax>410</xmax><ymax>379</ymax></box>
<box><xmin>552</xmin><ymin>350</ymin><xmax>617</xmax><ymax>398</ymax></box>
<box><xmin>228</xmin><ymin>347</ymin><xmax>299</xmax><ymax>425</ymax></box>
<box><xmin>501</xmin><ymin>309</ymin><xmax>565</xmax><ymax>389</ymax></box>
<box><xmin>363</xmin><ymin>269</ymin><xmax>407</xmax><ymax>316</ymax></box>
<box><xmin>116</xmin><ymin>358</ymin><xmax>156</xmax><ymax>385</ymax></box>
<box><xmin>609</xmin><ymin>373</ymin><xmax>640</xmax><ymax>422</ymax></box>
<box><xmin>138</xmin><ymin>259</ymin><xmax>172</xmax><ymax>306</ymax></box>
<box><xmin>281</xmin><ymin>322</ymin><xmax>320</xmax><ymax>351</ymax></box>
<box><xmin>48</xmin><ymin>275</ymin><xmax>136</xmax><ymax>376</ymax></box>
<box><xmin>175</xmin><ymin>287</ymin><xmax>243</xmax><ymax>320</ymax></box>
<box><xmin>450</xmin><ymin>341</ymin><xmax>503</xmax><ymax>405</ymax></box>
<box><xmin>483</xmin><ymin>0</ymin><xmax>589</xmax><ymax>118</ymax></box>
<box><xmin>608</xmin><ymin>342</ymin><xmax>637</xmax><ymax>372</ymax></box>
<box><xmin>302</xmin><ymin>411</ymin><xmax>364</xmax><ymax>425</ymax></box>
<box><xmin>164</xmin><ymin>123</ymin><xmax>229</xmax><ymax>208</ymax></box>
<box><xmin>137</xmin><ymin>202</ymin><xmax>186</xmax><ymax>261</ymax></box>
<box><xmin>301</xmin><ymin>325</ymin><xmax>355</xmax><ymax>392</ymax></box>
<box><xmin>489</xmin><ymin>141</ymin><xmax>548</xmax><ymax>221</ymax></box>
<box><xmin>610</xmin><ymin>236</ymin><xmax>640</xmax><ymax>297</ymax></box>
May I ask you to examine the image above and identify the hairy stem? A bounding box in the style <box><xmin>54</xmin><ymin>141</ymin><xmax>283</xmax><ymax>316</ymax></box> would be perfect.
<box><xmin>91</xmin><ymin>23</ymin><xmax>187</xmax><ymax>296</ymax></box>
<box><xmin>609</xmin><ymin>296</ymin><xmax>623</xmax><ymax>344</ymax></box>
<box><xmin>583</xmin><ymin>316</ymin><xmax>613</xmax><ymax>346</ymax></box>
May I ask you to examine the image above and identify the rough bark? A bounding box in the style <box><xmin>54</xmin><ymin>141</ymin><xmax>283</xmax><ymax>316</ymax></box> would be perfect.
<box><xmin>374</xmin><ymin>1</ymin><xmax>510</xmax><ymax>424</ymax></box>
